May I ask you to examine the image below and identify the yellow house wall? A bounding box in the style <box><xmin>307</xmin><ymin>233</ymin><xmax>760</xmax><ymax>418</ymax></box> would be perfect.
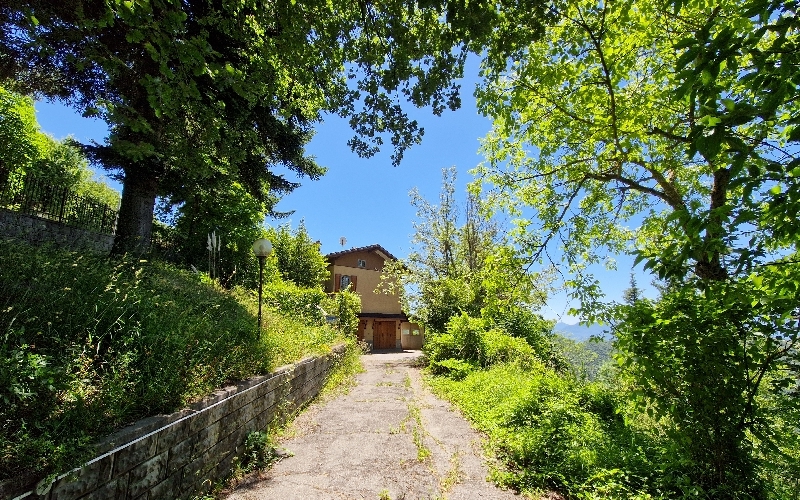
<box><xmin>329</xmin><ymin>264</ymin><xmax>402</xmax><ymax>315</ymax></box>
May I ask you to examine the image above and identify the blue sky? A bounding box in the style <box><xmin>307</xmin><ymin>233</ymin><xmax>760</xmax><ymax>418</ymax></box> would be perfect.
<box><xmin>33</xmin><ymin>60</ymin><xmax>651</xmax><ymax>323</ymax></box>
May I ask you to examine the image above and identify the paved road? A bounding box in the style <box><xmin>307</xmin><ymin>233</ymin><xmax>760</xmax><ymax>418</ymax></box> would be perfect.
<box><xmin>223</xmin><ymin>350</ymin><xmax>519</xmax><ymax>500</ymax></box>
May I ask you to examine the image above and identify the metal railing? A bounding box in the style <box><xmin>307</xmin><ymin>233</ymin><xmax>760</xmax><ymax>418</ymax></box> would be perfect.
<box><xmin>0</xmin><ymin>171</ymin><xmax>119</xmax><ymax>234</ymax></box>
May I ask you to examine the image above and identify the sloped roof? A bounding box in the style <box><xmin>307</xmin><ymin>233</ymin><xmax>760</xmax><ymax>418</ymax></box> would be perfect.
<box><xmin>325</xmin><ymin>244</ymin><xmax>397</xmax><ymax>262</ymax></box>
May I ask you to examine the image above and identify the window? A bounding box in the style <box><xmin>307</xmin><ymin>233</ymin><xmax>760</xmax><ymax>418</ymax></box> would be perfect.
<box><xmin>357</xmin><ymin>259</ymin><xmax>366</xmax><ymax>268</ymax></box>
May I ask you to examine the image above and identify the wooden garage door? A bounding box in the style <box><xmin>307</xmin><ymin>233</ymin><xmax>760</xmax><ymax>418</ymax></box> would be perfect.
<box><xmin>373</xmin><ymin>320</ymin><xmax>396</xmax><ymax>349</ymax></box>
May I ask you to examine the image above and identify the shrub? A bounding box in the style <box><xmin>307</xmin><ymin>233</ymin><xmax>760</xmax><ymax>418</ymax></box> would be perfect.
<box><xmin>615</xmin><ymin>281</ymin><xmax>795</xmax><ymax>497</ymax></box>
<box><xmin>428</xmin><ymin>362</ymin><xmax>658</xmax><ymax>498</ymax></box>
<box><xmin>482</xmin><ymin>328</ymin><xmax>534</xmax><ymax>366</ymax></box>
<box><xmin>483</xmin><ymin>306</ymin><xmax>556</xmax><ymax>358</ymax></box>
<box><xmin>266</xmin><ymin>221</ymin><xmax>329</xmax><ymax>288</ymax></box>
<box><xmin>422</xmin><ymin>332</ymin><xmax>461</xmax><ymax>372</ymax></box>
<box><xmin>429</xmin><ymin>358</ymin><xmax>478</xmax><ymax>380</ymax></box>
<box><xmin>425</xmin><ymin>313</ymin><xmax>533</xmax><ymax>369</ymax></box>
<box><xmin>321</xmin><ymin>288</ymin><xmax>361</xmax><ymax>336</ymax></box>
<box><xmin>262</xmin><ymin>280</ymin><xmax>327</xmax><ymax>324</ymax></box>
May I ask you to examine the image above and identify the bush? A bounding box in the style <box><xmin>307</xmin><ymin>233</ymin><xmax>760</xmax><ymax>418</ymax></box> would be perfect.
<box><xmin>266</xmin><ymin>221</ymin><xmax>329</xmax><ymax>288</ymax></box>
<box><xmin>427</xmin><ymin>362</ymin><xmax>657</xmax><ymax>498</ymax></box>
<box><xmin>321</xmin><ymin>288</ymin><xmax>361</xmax><ymax>336</ymax></box>
<box><xmin>262</xmin><ymin>280</ymin><xmax>327</xmax><ymax>324</ymax></box>
<box><xmin>424</xmin><ymin>313</ymin><xmax>533</xmax><ymax>369</ymax></box>
<box><xmin>615</xmin><ymin>282</ymin><xmax>790</xmax><ymax>497</ymax></box>
<box><xmin>429</xmin><ymin>358</ymin><xmax>479</xmax><ymax>380</ymax></box>
<box><xmin>483</xmin><ymin>306</ymin><xmax>556</xmax><ymax>357</ymax></box>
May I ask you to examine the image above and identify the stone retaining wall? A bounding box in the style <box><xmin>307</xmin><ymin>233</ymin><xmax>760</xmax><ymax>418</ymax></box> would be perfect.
<box><xmin>0</xmin><ymin>208</ymin><xmax>114</xmax><ymax>254</ymax></box>
<box><xmin>6</xmin><ymin>344</ymin><xmax>346</xmax><ymax>500</ymax></box>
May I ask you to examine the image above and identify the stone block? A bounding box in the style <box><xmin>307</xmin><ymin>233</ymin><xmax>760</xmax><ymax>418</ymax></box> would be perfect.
<box><xmin>126</xmin><ymin>451</ymin><xmax>167</xmax><ymax>499</ymax></box>
<box><xmin>146</xmin><ymin>472</ymin><xmax>181</xmax><ymax>500</ymax></box>
<box><xmin>155</xmin><ymin>417</ymin><xmax>190</xmax><ymax>455</ymax></box>
<box><xmin>187</xmin><ymin>409</ymin><xmax>213</xmax><ymax>435</ymax></box>
<box><xmin>113</xmin><ymin>435</ymin><xmax>158</xmax><ymax>476</ymax></box>
<box><xmin>216</xmin><ymin>408</ymin><xmax>244</xmax><ymax>439</ymax></box>
<box><xmin>191</xmin><ymin>421</ymin><xmax>221</xmax><ymax>459</ymax></box>
<box><xmin>167</xmin><ymin>438</ymin><xmax>193</xmax><ymax>476</ymax></box>
<box><xmin>180</xmin><ymin>456</ymin><xmax>215</xmax><ymax>497</ymax></box>
<box><xmin>253</xmin><ymin>376</ymin><xmax>280</xmax><ymax>400</ymax></box>
<box><xmin>47</xmin><ymin>452</ymin><xmax>114</xmax><ymax>499</ymax></box>
<box><xmin>235</xmin><ymin>383</ymin><xmax>263</xmax><ymax>409</ymax></box>
<box><xmin>206</xmin><ymin>396</ymin><xmax>235</xmax><ymax>425</ymax></box>
<box><xmin>78</xmin><ymin>473</ymin><xmax>128</xmax><ymax>500</ymax></box>
<box><xmin>97</xmin><ymin>416</ymin><xmax>167</xmax><ymax>456</ymax></box>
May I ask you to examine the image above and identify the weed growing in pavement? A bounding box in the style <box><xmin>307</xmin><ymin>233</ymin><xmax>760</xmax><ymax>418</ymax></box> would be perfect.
<box><xmin>439</xmin><ymin>450</ymin><xmax>463</xmax><ymax>495</ymax></box>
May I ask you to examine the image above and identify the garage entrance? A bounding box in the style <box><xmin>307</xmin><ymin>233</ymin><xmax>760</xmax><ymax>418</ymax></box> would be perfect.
<box><xmin>373</xmin><ymin>320</ymin><xmax>397</xmax><ymax>349</ymax></box>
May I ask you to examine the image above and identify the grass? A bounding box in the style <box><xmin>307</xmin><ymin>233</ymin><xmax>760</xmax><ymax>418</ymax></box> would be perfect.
<box><xmin>0</xmin><ymin>239</ymin><xmax>354</xmax><ymax>484</ymax></box>
<box><xmin>426</xmin><ymin>361</ymin><xmax>659</xmax><ymax>498</ymax></box>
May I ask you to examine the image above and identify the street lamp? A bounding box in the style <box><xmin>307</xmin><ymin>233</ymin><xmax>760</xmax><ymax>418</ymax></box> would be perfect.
<box><xmin>252</xmin><ymin>238</ymin><xmax>272</xmax><ymax>333</ymax></box>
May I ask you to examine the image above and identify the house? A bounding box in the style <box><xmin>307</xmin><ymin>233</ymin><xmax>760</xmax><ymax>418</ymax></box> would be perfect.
<box><xmin>325</xmin><ymin>244</ymin><xmax>424</xmax><ymax>350</ymax></box>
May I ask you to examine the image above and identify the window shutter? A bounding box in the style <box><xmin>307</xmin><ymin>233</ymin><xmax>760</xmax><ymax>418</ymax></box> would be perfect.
<box><xmin>334</xmin><ymin>274</ymin><xmax>341</xmax><ymax>292</ymax></box>
<box><xmin>351</xmin><ymin>275</ymin><xmax>357</xmax><ymax>292</ymax></box>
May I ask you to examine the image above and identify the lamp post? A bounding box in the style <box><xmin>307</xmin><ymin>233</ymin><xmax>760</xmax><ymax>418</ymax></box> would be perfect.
<box><xmin>252</xmin><ymin>238</ymin><xmax>272</xmax><ymax>333</ymax></box>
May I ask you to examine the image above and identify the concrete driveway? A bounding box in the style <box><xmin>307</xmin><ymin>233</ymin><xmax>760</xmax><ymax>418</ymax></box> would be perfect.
<box><xmin>222</xmin><ymin>350</ymin><xmax>519</xmax><ymax>500</ymax></box>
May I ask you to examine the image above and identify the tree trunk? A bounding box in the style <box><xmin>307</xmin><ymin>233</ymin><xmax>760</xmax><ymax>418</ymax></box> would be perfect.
<box><xmin>694</xmin><ymin>167</ymin><xmax>730</xmax><ymax>281</ymax></box>
<box><xmin>111</xmin><ymin>167</ymin><xmax>158</xmax><ymax>256</ymax></box>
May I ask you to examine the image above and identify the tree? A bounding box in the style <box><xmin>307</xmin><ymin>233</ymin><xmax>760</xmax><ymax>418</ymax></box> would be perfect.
<box><xmin>266</xmin><ymin>221</ymin><xmax>329</xmax><ymax>289</ymax></box>
<box><xmin>152</xmin><ymin>182</ymin><xmax>269</xmax><ymax>288</ymax></box>
<box><xmin>1</xmin><ymin>0</ymin><xmax>553</xmax><ymax>255</ymax></box>
<box><xmin>473</xmin><ymin>0</ymin><xmax>800</xmax><ymax>493</ymax></box>
<box><xmin>621</xmin><ymin>273</ymin><xmax>641</xmax><ymax>306</ymax></box>
<box><xmin>0</xmin><ymin>86</ymin><xmax>40</xmax><ymax>184</ymax></box>
<box><xmin>380</xmin><ymin>167</ymin><xmax>551</xmax><ymax>334</ymax></box>
<box><xmin>0</xmin><ymin>85</ymin><xmax>120</xmax><ymax>207</ymax></box>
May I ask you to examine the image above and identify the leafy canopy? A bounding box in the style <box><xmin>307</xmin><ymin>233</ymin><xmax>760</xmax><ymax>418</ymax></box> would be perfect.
<box><xmin>0</xmin><ymin>0</ymin><xmax>552</xmax><ymax>254</ymax></box>
<box><xmin>473</xmin><ymin>0</ymin><xmax>800</xmax><ymax>493</ymax></box>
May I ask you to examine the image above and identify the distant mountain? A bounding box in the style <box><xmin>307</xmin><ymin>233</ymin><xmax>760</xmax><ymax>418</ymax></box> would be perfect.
<box><xmin>553</xmin><ymin>321</ymin><xmax>612</xmax><ymax>341</ymax></box>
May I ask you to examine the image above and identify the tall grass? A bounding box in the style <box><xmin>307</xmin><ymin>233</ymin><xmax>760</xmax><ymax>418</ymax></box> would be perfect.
<box><xmin>0</xmin><ymin>239</ymin><xmax>349</xmax><ymax>482</ymax></box>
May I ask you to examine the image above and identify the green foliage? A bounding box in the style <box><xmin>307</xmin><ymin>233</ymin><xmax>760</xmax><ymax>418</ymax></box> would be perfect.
<box><xmin>261</xmin><ymin>280</ymin><xmax>327</xmax><ymax>325</ymax></box>
<box><xmin>482</xmin><ymin>304</ymin><xmax>559</xmax><ymax>366</ymax></box>
<box><xmin>321</xmin><ymin>289</ymin><xmax>361</xmax><ymax>337</ymax></box>
<box><xmin>153</xmin><ymin>184</ymin><xmax>270</xmax><ymax>289</ymax></box>
<box><xmin>380</xmin><ymin>167</ymin><xmax>551</xmax><ymax>334</ymax></box>
<box><xmin>429</xmin><ymin>358</ymin><xmax>478</xmax><ymax>380</ymax></box>
<box><xmin>0</xmin><ymin>86</ymin><xmax>40</xmax><ymax>178</ymax></box>
<box><xmin>425</xmin><ymin>313</ymin><xmax>534</xmax><ymax>373</ymax></box>
<box><xmin>0</xmin><ymin>87</ymin><xmax>120</xmax><ymax>211</ymax></box>
<box><xmin>472</xmin><ymin>0</ymin><xmax>800</xmax><ymax>493</ymax></box>
<box><xmin>2</xmin><ymin>0</ymin><xmax>553</xmax><ymax>254</ymax></box>
<box><xmin>266</xmin><ymin>221</ymin><xmax>329</xmax><ymax>289</ymax></box>
<box><xmin>553</xmin><ymin>335</ymin><xmax>614</xmax><ymax>382</ymax></box>
<box><xmin>0</xmin><ymin>239</ymin><xmax>347</xmax><ymax>482</ymax></box>
<box><xmin>615</xmin><ymin>279</ymin><xmax>800</xmax><ymax>497</ymax></box>
<box><xmin>428</xmin><ymin>362</ymin><xmax>658</xmax><ymax>498</ymax></box>
<box><xmin>260</xmin><ymin>277</ymin><xmax>361</xmax><ymax>338</ymax></box>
